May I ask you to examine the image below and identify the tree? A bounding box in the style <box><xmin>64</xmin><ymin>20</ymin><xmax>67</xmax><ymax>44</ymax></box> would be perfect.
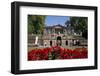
<box><xmin>28</xmin><ymin>15</ymin><xmax>34</xmax><ymax>34</ymax></box>
<box><xmin>65</xmin><ymin>20</ymin><xmax>70</xmax><ymax>27</ymax></box>
<box><xmin>65</xmin><ymin>17</ymin><xmax>88</xmax><ymax>39</ymax></box>
<box><xmin>28</xmin><ymin>15</ymin><xmax>46</xmax><ymax>34</ymax></box>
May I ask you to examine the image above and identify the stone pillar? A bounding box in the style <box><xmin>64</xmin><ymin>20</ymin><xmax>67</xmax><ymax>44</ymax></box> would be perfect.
<box><xmin>35</xmin><ymin>36</ymin><xmax>38</xmax><ymax>45</ymax></box>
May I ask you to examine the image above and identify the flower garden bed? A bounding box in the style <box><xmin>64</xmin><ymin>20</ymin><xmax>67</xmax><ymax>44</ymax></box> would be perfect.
<box><xmin>28</xmin><ymin>46</ymin><xmax>88</xmax><ymax>61</ymax></box>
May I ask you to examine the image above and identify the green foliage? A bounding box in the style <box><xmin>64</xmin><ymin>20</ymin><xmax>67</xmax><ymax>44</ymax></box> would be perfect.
<box><xmin>65</xmin><ymin>17</ymin><xmax>88</xmax><ymax>39</ymax></box>
<box><xmin>28</xmin><ymin>15</ymin><xmax>46</xmax><ymax>34</ymax></box>
<box><xmin>70</xmin><ymin>17</ymin><xmax>88</xmax><ymax>33</ymax></box>
<box><xmin>28</xmin><ymin>15</ymin><xmax>34</xmax><ymax>33</ymax></box>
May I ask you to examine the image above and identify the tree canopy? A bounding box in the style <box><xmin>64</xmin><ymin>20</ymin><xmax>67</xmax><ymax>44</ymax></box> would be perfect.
<box><xmin>28</xmin><ymin>15</ymin><xmax>46</xmax><ymax>34</ymax></box>
<box><xmin>65</xmin><ymin>17</ymin><xmax>88</xmax><ymax>39</ymax></box>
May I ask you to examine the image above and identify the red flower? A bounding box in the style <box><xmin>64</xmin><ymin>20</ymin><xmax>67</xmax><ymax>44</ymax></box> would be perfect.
<box><xmin>74</xmin><ymin>48</ymin><xmax>81</xmax><ymax>51</ymax></box>
<box><xmin>81</xmin><ymin>48</ymin><xmax>88</xmax><ymax>58</ymax></box>
<box><xmin>63</xmin><ymin>53</ymin><xmax>69</xmax><ymax>59</ymax></box>
<box><xmin>72</xmin><ymin>50</ymin><xmax>81</xmax><ymax>59</ymax></box>
<box><xmin>64</xmin><ymin>48</ymin><xmax>73</xmax><ymax>58</ymax></box>
<box><xmin>28</xmin><ymin>46</ymin><xmax>88</xmax><ymax>61</ymax></box>
<box><xmin>28</xmin><ymin>50</ymin><xmax>37</xmax><ymax>60</ymax></box>
<box><xmin>60</xmin><ymin>48</ymin><xmax>73</xmax><ymax>59</ymax></box>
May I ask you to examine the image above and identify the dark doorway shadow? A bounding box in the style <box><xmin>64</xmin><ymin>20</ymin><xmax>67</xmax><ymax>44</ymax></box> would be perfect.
<box><xmin>57</xmin><ymin>36</ymin><xmax>62</xmax><ymax>46</ymax></box>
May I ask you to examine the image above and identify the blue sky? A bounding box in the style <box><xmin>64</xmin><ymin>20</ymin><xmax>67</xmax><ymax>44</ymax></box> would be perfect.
<box><xmin>45</xmin><ymin>16</ymin><xmax>70</xmax><ymax>26</ymax></box>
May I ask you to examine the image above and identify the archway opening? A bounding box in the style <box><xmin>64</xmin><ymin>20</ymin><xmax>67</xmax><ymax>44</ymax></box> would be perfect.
<box><xmin>57</xmin><ymin>36</ymin><xmax>61</xmax><ymax>40</ymax></box>
<box><xmin>56</xmin><ymin>36</ymin><xmax>62</xmax><ymax>46</ymax></box>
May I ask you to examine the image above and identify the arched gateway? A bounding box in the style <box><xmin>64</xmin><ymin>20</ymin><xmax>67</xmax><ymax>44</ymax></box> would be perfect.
<box><xmin>56</xmin><ymin>36</ymin><xmax>62</xmax><ymax>46</ymax></box>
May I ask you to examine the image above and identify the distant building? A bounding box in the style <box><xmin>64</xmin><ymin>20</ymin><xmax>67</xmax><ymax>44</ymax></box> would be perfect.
<box><xmin>28</xmin><ymin>24</ymin><xmax>86</xmax><ymax>47</ymax></box>
<box><xmin>44</xmin><ymin>24</ymin><xmax>70</xmax><ymax>35</ymax></box>
<box><xmin>42</xmin><ymin>24</ymin><xmax>82</xmax><ymax>46</ymax></box>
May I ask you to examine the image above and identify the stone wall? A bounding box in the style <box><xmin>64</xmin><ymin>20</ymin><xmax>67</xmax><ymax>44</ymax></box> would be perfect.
<box><xmin>28</xmin><ymin>34</ymin><xmax>87</xmax><ymax>47</ymax></box>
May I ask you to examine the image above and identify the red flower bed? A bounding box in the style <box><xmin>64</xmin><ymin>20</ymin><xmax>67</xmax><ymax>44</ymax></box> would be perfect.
<box><xmin>28</xmin><ymin>46</ymin><xmax>88</xmax><ymax>61</ymax></box>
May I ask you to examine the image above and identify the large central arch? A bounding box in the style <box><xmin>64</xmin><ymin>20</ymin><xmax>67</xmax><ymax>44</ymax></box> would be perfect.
<box><xmin>57</xmin><ymin>36</ymin><xmax>61</xmax><ymax>40</ymax></box>
<box><xmin>56</xmin><ymin>36</ymin><xmax>62</xmax><ymax>46</ymax></box>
